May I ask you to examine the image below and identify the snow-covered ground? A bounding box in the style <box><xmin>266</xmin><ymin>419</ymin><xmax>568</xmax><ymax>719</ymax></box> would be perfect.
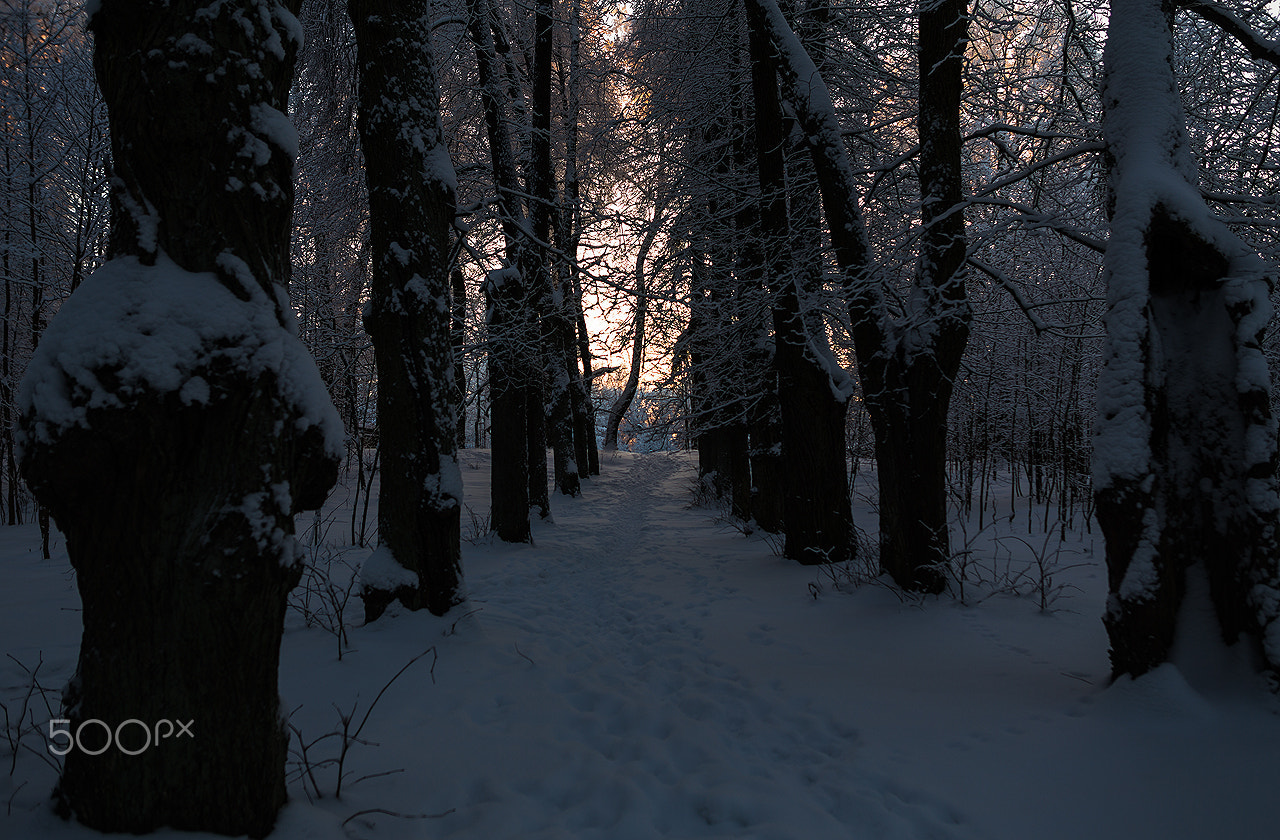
<box><xmin>3</xmin><ymin>450</ymin><xmax>1278</xmax><ymax>839</ymax></box>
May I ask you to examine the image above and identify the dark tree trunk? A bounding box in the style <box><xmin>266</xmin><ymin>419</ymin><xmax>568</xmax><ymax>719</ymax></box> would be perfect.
<box><xmin>748</xmin><ymin>380</ymin><xmax>784</xmax><ymax>533</ymax></box>
<box><xmin>453</xmin><ymin>269</ymin><xmax>469</xmax><ymax>448</ymax></box>
<box><xmin>746</xmin><ymin>0</ymin><xmax>967</xmax><ymax>586</ymax></box>
<box><xmin>565</xmin><ymin>334</ymin><xmax>592</xmax><ymax>473</ymax></box>
<box><xmin>526</xmin><ymin>374</ymin><xmax>551</xmax><ymax>513</ymax></box>
<box><xmin>467</xmin><ymin>0</ymin><xmax>532</xmax><ymax>541</ymax></box>
<box><xmin>847</xmin><ymin>0</ymin><xmax>970</xmax><ymax>591</ymax></box>
<box><xmin>547</xmin><ymin>294</ymin><xmax>583</xmax><ymax>496</ymax></box>
<box><xmin>531</xmin><ymin>0</ymin><xmax>579</xmax><ymax>498</ymax></box>
<box><xmin>17</xmin><ymin>0</ymin><xmax>341</xmax><ymax>835</ymax></box>
<box><xmin>570</xmin><ymin>272</ymin><xmax>600</xmax><ymax>474</ymax></box>
<box><xmin>487</xmin><ymin>268</ymin><xmax>531</xmax><ymax>542</ymax></box>
<box><xmin>690</xmin><ymin>338</ymin><xmax>748</xmax><ymax>507</ymax></box>
<box><xmin>553</xmin><ymin>0</ymin><xmax>593</xmax><ymax>481</ymax></box>
<box><xmin>1096</xmin><ymin>0</ymin><xmax>1280</xmax><ymax>682</ymax></box>
<box><xmin>604</xmin><ymin>204</ymin><xmax>662</xmax><ymax>451</ymax></box>
<box><xmin>350</xmin><ymin>0</ymin><xmax>464</xmax><ymax>619</ymax></box>
<box><xmin>563</xmin><ymin>0</ymin><xmax>600</xmax><ymax>476</ymax></box>
<box><xmin>731</xmin><ymin>109</ymin><xmax>783</xmax><ymax>533</ymax></box>
<box><xmin>746</xmin><ymin>0</ymin><xmax>852</xmax><ymax>563</ymax></box>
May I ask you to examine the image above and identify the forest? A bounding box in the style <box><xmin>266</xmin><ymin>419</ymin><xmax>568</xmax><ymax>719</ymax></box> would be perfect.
<box><xmin>2</xmin><ymin>0</ymin><xmax>1280</xmax><ymax>837</ymax></box>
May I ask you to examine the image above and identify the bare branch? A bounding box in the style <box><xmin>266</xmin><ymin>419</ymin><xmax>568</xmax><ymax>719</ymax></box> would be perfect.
<box><xmin>966</xmin><ymin>257</ymin><xmax>1050</xmax><ymax>335</ymax></box>
<box><xmin>1177</xmin><ymin>0</ymin><xmax>1280</xmax><ymax>67</ymax></box>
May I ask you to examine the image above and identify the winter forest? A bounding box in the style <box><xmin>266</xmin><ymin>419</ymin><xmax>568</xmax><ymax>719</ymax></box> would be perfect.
<box><xmin>2</xmin><ymin>0</ymin><xmax>1280</xmax><ymax>837</ymax></box>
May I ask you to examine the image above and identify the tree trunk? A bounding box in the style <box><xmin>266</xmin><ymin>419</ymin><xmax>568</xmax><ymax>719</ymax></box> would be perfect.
<box><xmin>605</xmin><ymin>203</ymin><xmax>664</xmax><ymax>450</ymax></box>
<box><xmin>531</xmin><ymin>0</ymin><xmax>580</xmax><ymax>498</ymax></box>
<box><xmin>453</xmin><ymin>268</ymin><xmax>468</xmax><ymax>448</ymax></box>
<box><xmin>746</xmin><ymin>0</ymin><xmax>852</xmax><ymax>563</ymax></box>
<box><xmin>1095</xmin><ymin>0</ymin><xmax>1280</xmax><ymax>682</ymax></box>
<box><xmin>570</xmin><ymin>270</ymin><xmax>600</xmax><ymax>473</ymax></box>
<box><xmin>350</xmin><ymin>0</ymin><xmax>464</xmax><ymax>619</ymax></box>
<box><xmin>17</xmin><ymin>1</ymin><xmax>341</xmax><ymax>834</ymax></box>
<box><xmin>859</xmin><ymin>0</ymin><xmax>970</xmax><ymax>591</ymax></box>
<box><xmin>466</xmin><ymin>0</ymin><xmax>532</xmax><ymax>541</ymax></box>
<box><xmin>745</xmin><ymin>0</ymin><xmax>968</xmax><ymax>587</ymax></box>
<box><xmin>748</xmin><ymin>379</ymin><xmax>784</xmax><ymax>533</ymax></box>
<box><xmin>563</xmin><ymin>0</ymin><xmax>599</xmax><ymax>476</ymax></box>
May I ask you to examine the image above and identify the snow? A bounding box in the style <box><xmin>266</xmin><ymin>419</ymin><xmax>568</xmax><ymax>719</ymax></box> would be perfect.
<box><xmin>357</xmin><ymin>545</ymin><xmax>420</xmax><ymax>591</ymax></box>
<box><xmin>251</xmin><ymin>102</ymin><xmax>300</xmax><ymax>162</ymax></box>
<box><xmin>16</xmin><ymin>254</ymin><xmax>345</xmax><ymax>461</ymax></box>
<box><xmin>3</xmin><ymin>452</ymin><xmax>1278</xmax><ymax>840</ymax></box>
<box><xmin>274</xmin><ymin>2</ymin><xmax>305</xmax><ymax>51</ymax></box>
<box><xmin>1093</xmin><ymin>0</ymin><xmax>1275</xmax><ymax>494</ymax></box>
<box><xmin>424</xmin><ymin>140</ymin><xmax>459</xmax><ymax>194</ymax></box>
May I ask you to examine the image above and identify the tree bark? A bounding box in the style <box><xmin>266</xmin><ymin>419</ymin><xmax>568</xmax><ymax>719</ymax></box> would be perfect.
<box><xmin>350</xmin><ymin>0</ymin><xmax>464</xmax><ymax>619</ymax></box>
<box><xmin>562</xmin><ymin>0</ymin><xmax>600</xmax><ymax>475</ymax></box>
<box><xmin>17</xmin><ymin>1</ymin><xmax>341</xmax><ymax>834</ymax></box>
<box><xmin>1096</xmin><ymin>0</ymin><xmax>1280</xmax><ymax>682</ymax></box>
<box><xmin>531</xmin><ymin>0</ymin><xmax>580</xmax><ymax>498</ymax></box>
<box><xmin>858</xmin><ymin>0</ymin><xmax>971</xmax><ymax>591</ymax></box>
<box><xmin>605</xmin><ymin>203</ymin><xmax>664</xmax><ymax>450</ymax></box>
<box><xmin>745</xmin><ymin>0</ymin><xmax>968</xmax><ymax>588</ymax></box>
<box><xmin>745</xmin><ymin>0</ymin><xmax>852</xmax><ymax>563</ymax></box>
<box><xmin>466</xmin><ymin>0</ymin><xmax>532</xmax><ymax>541</ymax></box>
<box><xmin>453</xmin><ymin>268</ymin><xmax>468</xmax><ymax>448</ymax></box>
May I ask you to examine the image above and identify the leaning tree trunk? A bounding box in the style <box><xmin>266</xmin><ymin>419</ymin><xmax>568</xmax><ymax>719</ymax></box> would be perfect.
<box><xmin>1095</xmin><ymin>0</ymin><xmax>1280</xmax><ymax>682</ymax></box>
<box><xmin>746</xmin><ymin>0</ymin><xmax>852</xmax><ymax>563</ymax></box>
<box><xmin>604</xmin><ymin>204</ymin><xmax>662</xmax><ymax>450</ymax></box>
<box><xmin>16</xmin><ymin>0</ymin><xmax>342</xmax><ymax>835</ymax></box>
<box><xmin>350</xmin><ymin>0</ymin><xmax>464</xmax><ymax>619</ymax></box>
<box><xmin>746</xmin><ymin>0</ymin><xmax>968</xmax><ymax>588</ymax></box>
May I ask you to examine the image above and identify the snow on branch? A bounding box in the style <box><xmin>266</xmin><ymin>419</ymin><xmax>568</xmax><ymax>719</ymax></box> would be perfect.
<box><xmin>966</xmin><ymin>257</ymin><xmax>1051</xmax><ymax>335</ymax></box>
<box><xmin>966</xmin><ymin>196</ymin><xmax>1107</xmax><ymax>253</ymax></box>
<box><xmin>1176</xmin><ymin>0</ymin><xmax>1280</xmax><ymax>67</ymax></box>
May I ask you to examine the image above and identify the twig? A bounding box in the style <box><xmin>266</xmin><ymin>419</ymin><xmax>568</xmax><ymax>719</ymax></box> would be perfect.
<box><xmin>514</xmin><ymin>642</ymin><xmax>535</xmax><ymax>667</ymax></box>
<box><xmin>341</xmin><ymin>807</ymin><xmax>456</xmax><ymax>828</ymax></box>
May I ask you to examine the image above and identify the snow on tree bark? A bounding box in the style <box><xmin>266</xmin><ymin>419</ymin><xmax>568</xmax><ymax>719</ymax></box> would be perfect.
<box><xmin>744</xmin><ymin>0</ymin><xmax>971</xmax><ymax>589</ymax></box>
<box><xmin>745</xmin><ymin>0</ymin><xmax>852</xmax><ymax>563</ymax></box>
<box><xmin>16</xmin><ymin>0</ymin><xmax>342</xmax><ymax>834</ymax></box>
<box><xmin>349</xmin><ymin>0</ymin><xmax>464</xmax><ymax>619</ymax></box>
<box><xmin>1096</xmin><ymin>0</ymin><xmax>1280</xmax><ymax>683</ymax></box>
<box><xmin>530</xmin><ymin>0</ymin><xmax>581</xmax><ymax>499</ymax></box>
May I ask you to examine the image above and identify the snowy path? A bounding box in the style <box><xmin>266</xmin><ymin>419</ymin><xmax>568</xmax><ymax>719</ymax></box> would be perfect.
<box><xmin>4</xmin><ymin>450</ymin><xmax>1280</xmax><ymax>840</ymax></box>
<box><xmin>378</xmin><ymin>452</ymin><xmax>965</xmax><ymax>839</ymax></box>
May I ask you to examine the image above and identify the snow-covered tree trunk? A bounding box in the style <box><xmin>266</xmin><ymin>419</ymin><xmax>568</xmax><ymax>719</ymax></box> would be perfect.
<box><xmin>530</xmin><ymin>0</ymin><xmax>580</xmax><ymax>498</ymax></box>
<box><xmin>745</xmin><ymin>0</ymin><xmax>852</xmax><ymax>563</ymax></box>
<box><xmin>1095</xmin><ymin>0</ymin><xmax>1280</xmax><ymax>682</ymax></box>
<box><xmin>349</xmin><ymin>0</ymin><xmax>464</xmax><ymax>619</ymax></box>
<box><xmin>16</xmin><ymin>0</ymin><xmax>342</xmax><ymax>834</ymax></box>
<box><xmin>745</xmin><ymin>0</ymin><xmax>969</xmax><ymax>589</ymax></box>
